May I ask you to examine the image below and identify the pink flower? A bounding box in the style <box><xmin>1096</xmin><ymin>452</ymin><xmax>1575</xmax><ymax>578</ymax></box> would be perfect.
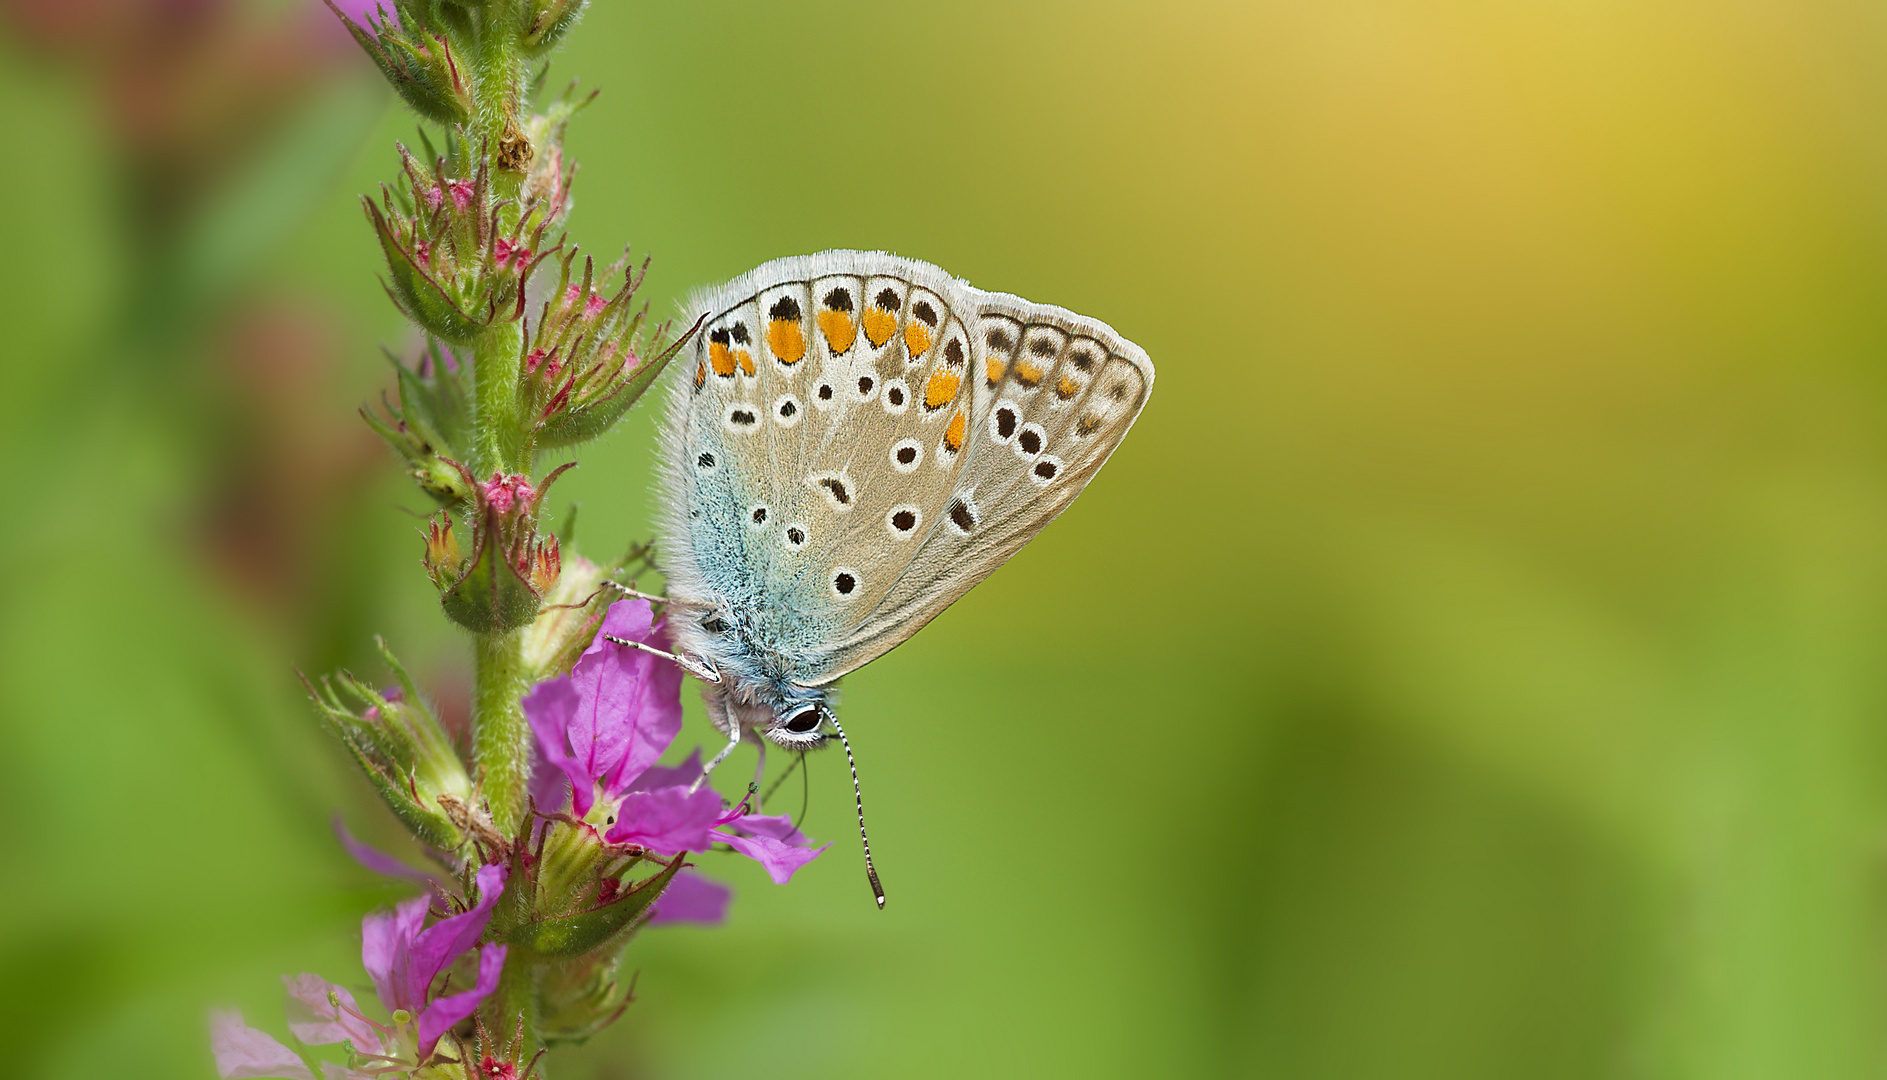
<box><xmin>480</xmin><ymin>473</ymin><xmax>536</xmax><ymax>517</ymax></box>
<box><xmin>209</xmin><ymin>1010</ymin><xmax>311</xmax><ymax>1079</ymax></box>
<box><xmin>648</xmin><ymin>869</ymin><xmax>732</xmax><ymax>926</ymax></box>
<box><xmin>525</xmin><ymin>600</ymin><xmax>683</xmax><ymax>818</ymax></box>
<box><xmin>524</xmin><ymin>600</ymin><xmax>828</xmax><ymax>886</ymax></box>
<box><xmin>494</xmin><ymin>237</ymin><xmax>531</xmax><ymax>269</ymax></box>
<box><xmin>445</xmin><ymin>178</ymin><xmax>474</xmax><ymax>211</ymax></box>
<box><xmin>582</xmin><ymin>292</ymin><xmax>608</xmax><ymax>318</ymax></box>
<box><xmin>283</xmin><ymin>974</ymin><xmax>382</xmax><ymax>1056</ymax></box>
<box><xmin>362</xmin><ymin>862</ymin><xmax>510</xmax><ymax>1058</ymax></box>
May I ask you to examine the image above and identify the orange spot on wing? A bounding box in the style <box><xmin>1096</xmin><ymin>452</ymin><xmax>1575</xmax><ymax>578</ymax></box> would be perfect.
<box><xmin>985</xmin><ymin>357</ymin><xmax>1006</xmax><ymax>387</ymax></box>
<box><xmin>1055</xmin><ymin>374</ymin><xmax>1080</xmax><ymax>400</ymax></box>
<box><xmin>709</xmin><ymin>340</ymin><xmax>736</xmax><ymax>377</ymax></box>
<box><xmin>862</xmin><ymin>308</ymin><xmax>897</xmax><ymax>348</ymax></box>
<box><xmin>1014</xmin><ymin>361</ymin><xmax>1044</xmax><ymax>388</ymax></box>
<box><xmin>768</xmin><ymin>318</ymin><xmax>807</xmax><ymax>365</ymax></box>
<box><xmin>818</xmin><ymin>310</ymin><xmax>858</xmax><ymax>355</ymax></box>
<box><xmin>904</xmin><ymin>321</ymin><xmax>933</xmax><ymax>360</ymax></box>
<box><xmin>694</xmin><ymin>360</ymin><xmax>706</xmax><ymax>389</ymax></box>
<box><xmin>943</xmin><ymin>410</ymin><xmax>966</xmax><ymax>453</ymax></box>
<box><xmin>736</xmin><ymin>349</ymin><xmax>754</xmax><ymax>376</ymax></box>
<box><xmin>923</xmin><ymin>369</ymin><xmax>960</xmax><ymax>411</ymax></box>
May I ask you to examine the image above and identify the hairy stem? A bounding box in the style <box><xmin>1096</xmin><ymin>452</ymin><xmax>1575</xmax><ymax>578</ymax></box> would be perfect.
<box><xmin>486</xmin><ymin>944</ymin><xmax>542</xmax><ymax>1068</ymax></box>
<box><xmin>470</xmin><ymin>1</ymin><xmax>527</xmax><ymax>207</ymax></box>
<box><xmin>474</xmin><ymin>627</ymin><xmax>532</xmax><ymax>836</ymax></box>
<box><xmin>472</xmin><ymin>320</ymin><xmax>528</xmax><ymax>476</ymax></box>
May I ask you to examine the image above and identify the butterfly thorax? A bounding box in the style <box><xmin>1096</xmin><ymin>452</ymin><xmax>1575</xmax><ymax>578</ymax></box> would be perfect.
<box><xmin>667</xmin><ymin>593</ymin><xmax>832</xmax><ymax>736</ymax></box>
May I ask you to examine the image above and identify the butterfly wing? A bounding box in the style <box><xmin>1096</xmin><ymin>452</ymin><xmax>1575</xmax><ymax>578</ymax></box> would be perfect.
<box><xmin>658</xmin><ymin>252</ymin><xmax>1152</xmax><ymax>689</ymax></box>
<box><xmin>800</xmin><ymin>283</ymin><xmax>1155</xmax><ymax>684</ymax></box>
<box><xmin>657</xmin><ymin>253</ymin><xmax>990</xmax><ymax>683</ymax></box>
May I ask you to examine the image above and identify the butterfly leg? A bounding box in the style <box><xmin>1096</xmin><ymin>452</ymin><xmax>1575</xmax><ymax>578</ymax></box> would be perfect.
<box><xmin>600</xmin><ymin>580</ymin><xmax>667</xmax><ymax>604</ymax></box>
<box><xmin>687</xmin><ymin>721</ymin><xmax>744</xmax><ymax>795</ymax></box>
<box><xmin>602</xmin><ymin>635</ymin><xmax>721</xmax><ymax>684</ymax></box>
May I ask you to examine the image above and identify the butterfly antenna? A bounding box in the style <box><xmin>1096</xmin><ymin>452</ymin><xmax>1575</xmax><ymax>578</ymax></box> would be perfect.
<box><xmin>826</xmin><ymin>713</ymin><xmax>886</xmax><ymax>909</ymax></box>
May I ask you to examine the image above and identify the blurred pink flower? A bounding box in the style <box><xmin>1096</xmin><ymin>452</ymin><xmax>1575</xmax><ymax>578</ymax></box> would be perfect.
<box><xmin>209</xmin><ymin>1010</ymin><xmax>311</xmax><ymax>1080</ymax></box>
<box><xmin>648</xmin><ymin>869</ymin><xmax>732</xmax><ymax>926</ymax></box>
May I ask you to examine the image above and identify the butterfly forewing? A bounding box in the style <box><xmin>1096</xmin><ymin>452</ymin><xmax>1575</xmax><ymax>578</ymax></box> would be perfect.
<box><xmin>804</xmin><ymin>292</ymin><xmax>1153</xmax><ymax>683</ymax></box>
<box><xmin>661</xmin><ymin>252</ymin><xmax>1151</xmax><ymax>691</ymax></box>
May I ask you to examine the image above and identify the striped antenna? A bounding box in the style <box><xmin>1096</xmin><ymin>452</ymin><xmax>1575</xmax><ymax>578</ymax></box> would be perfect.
<box><xmin>826</xmin><ymin>712</ymin><xmax>885</xmax><ymax>909</ymax></box>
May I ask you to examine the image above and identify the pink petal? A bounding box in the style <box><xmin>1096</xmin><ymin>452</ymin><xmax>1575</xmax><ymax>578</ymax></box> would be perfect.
<box><xmin>404</xmin><ymin>862</ymin><xmax>507</xmax><ymax>1010</ymax></box>
<box><xmin>718</xmin><ymin>829</ymin><xmax>830</xmax><ymax>884</ymax></box>
<box><xmin>722</xmin><ymin>812</ymin><xmax>808</xmax><ymax>844</ymax></box>
<box><xmin>570</xmin><ymin>602</ymin><xmax>684</xmax><ymax>805</ymax></box>
<box><xmin>333</xmin><ymin>817</ymin><xmax>442</xmax><ymax>886</ymax></box>
<box><xmin>529</xmin><ymin>740</ymin><xmax>572</xmax><ymax>817</ymax></box>
<box><xmin>209</xmin><ymin>1009</ymin><xmax>314</xmax><ymax>1080</ymax></box>
<box><xmin>360</xmin><ymin>895</ymin><xmax>428</xmax><ymax>1014</ymax></box>
<box><xmin>631</xmin><ymin>748</ymin><xmax>704</xmax><ymax>793</ymax></box>
<box><xmin>648</xmin><ymin>869</ymin><xmax>731</xmax><ymax>926</ymax></box>
<box><xmin>282</xmin><ymin>974</ymin><xmax>383</xmax><ymax>1055</ymax></box>
<box><xmin>416</xmin><ymin>944</ymin><xmax>507</xmax><ymax>1059</ymax></box>
<box><xmin>604</xmin><ymin>784</ymin><xmax>724</xmax><ymax>854</ymax></box>
<box><xmin>523</xmin><ymin>677</ymin><xmax>588</xmax><ymax>813</ymax></box>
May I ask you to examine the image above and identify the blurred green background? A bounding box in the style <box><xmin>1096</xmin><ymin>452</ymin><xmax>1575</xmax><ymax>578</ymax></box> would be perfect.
<box><xmin>6</xmin><ymin>0</ymin><xmax>1887</xmax><ymax>1076</ymax></box>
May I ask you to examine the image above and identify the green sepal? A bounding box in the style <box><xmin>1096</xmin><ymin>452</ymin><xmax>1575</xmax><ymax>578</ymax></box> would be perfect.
<box><xmin>328</xmin><ymin>0</ymin><xmax>472</xmax><ymax>124</ymax></box>
<box><xmin>534</xmin><ymin>315</ymin><xmax>695</xmax><ymax>449</ymax></box>
<box><xmin>538</xmin><ymin>947</ymin><xmax>629</xmax><ymax>1047</ymax></box>
<box><xmin>507</xmin><ymin>857</ymin><xmax>684</xmax><ymax>956</ymax></box>
<box><xmin>365</xmin><ymin>196</ymin><xmax>489</xmax><ymax>345</ymax></box>
<box><xmin>345</xmin><ymin>741</ymin><xmax>465</xmax><ymax>852</ymax></box>
<box><xmin>521</xmin><ymin>0</ymin><xmax>587</xmax><ymax>57</ymax></box>
<box><xmin>394</xmin><ymin>339</ymin><xmax>472</xmax><ymax>461</ymax></box>
<box><xmin>440</xmin><ymin>523</ymin><xmax>544</xmax><ymax>633</ymax></box>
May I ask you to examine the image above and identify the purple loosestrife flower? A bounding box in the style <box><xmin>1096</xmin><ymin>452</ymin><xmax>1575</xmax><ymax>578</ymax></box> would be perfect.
<box><xmin>524</xmin><ymin>599</ymin><xmax>829</xmax><ymax>884</ymax></box>
<box><xmin>648</xmin><ymin>869</ymin><xmax>732</xmax><ymax>926</ymax></box>
<box><xmin>363</xmin><ymin>862</ymin><xmax>510</xmax><ymax>1059</ymax></box>
<box><xmin>209</xmin><ymin>1010</ymin><xmax>312</xmax><ymax>1080</ymax></box>
<box><xmin>525</xmin><ymin>599</ymin><xmax>684</xmax><ymax>818</ymax></box>
<box><xmin>211</xmin><ymin>863</ymin><xmax>511</xmax><ymax>1077</ymax></box>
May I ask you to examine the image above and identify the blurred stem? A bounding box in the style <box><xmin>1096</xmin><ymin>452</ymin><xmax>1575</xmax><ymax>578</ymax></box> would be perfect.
<box><xmin>474</xmin><ymin>628</ymin><xmax>531</xmax><ymax>835</ymax></box>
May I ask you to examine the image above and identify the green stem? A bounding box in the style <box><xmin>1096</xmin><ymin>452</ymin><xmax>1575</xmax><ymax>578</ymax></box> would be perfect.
<box><xmin>470</xmin><ymin>1</ymin><xmax>526</xmax><ymax>207</ymax></box>
<box><xmin>472</xmin><ymin>320</ymin><xmax>527</xmax><ymax>476</ymax></box>
<box><xmin>485</xmin><ymin>947</ymin><xmax>542</xmax><ymax>1068</ymax></box>
<box><xmin>474</xmin><ymin>627</ymin><xmax>532</xmax><ymax>836</ymax></box>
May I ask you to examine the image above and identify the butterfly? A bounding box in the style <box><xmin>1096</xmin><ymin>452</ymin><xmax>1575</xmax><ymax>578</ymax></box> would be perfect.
<box><xmin>626</xmin><ymin>251</ymin><xmax>1153</xmax><ymax>904</ymax></box>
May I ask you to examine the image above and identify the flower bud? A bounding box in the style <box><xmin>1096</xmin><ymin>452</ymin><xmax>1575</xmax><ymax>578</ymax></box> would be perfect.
<box><xmin>365</xmin><ymin>149</ymin><xmax>556</xmax><ymax>346</ymax></box>
<box><xmin>520</xmin><ymin>553</ymin><xmax>608</xmax><ymax>680</ymax></box>
<box><xmin>521</xmin><ymin>250</ymin><xmax>701</xmax><ymax>449</ymax></box>
<box><xmin>435</xmin><ymin>463</ymin><xmax>575</xmax><ymax>633</ymax></box>
<box><xmin>423</xmin><ymin>511</ymin><xmax>467</xmax><ymax>590</ymax></box>
<box><xmin>326</xmin><ymin>1</ymin><xmax>473</xmax><ymax>124</ymax></box>
<box><xmin>305</xmin><ymin>639</ymin><xmax>472</xmax><ymax>852</ymax></box>
<box><xmin>521</xmin><ymin>0</ymin><xmax>586</xmax><ymax>56</ymax></box>
<box><xmin>361</xmin><ymin>340</ymin><xmax>475</xmax><ymax>506</ymax></box>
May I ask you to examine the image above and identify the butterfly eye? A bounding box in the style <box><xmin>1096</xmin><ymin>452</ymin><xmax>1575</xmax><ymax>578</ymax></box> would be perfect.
<box><xmin>783</xmin><ymin>709</ymin><xmax>822</xmax><ymax>734</ymax></box>
<box><xmin>700</xmin><ymin>615</ymin><xmax>729</xmax><ymax>633</ymax></box>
